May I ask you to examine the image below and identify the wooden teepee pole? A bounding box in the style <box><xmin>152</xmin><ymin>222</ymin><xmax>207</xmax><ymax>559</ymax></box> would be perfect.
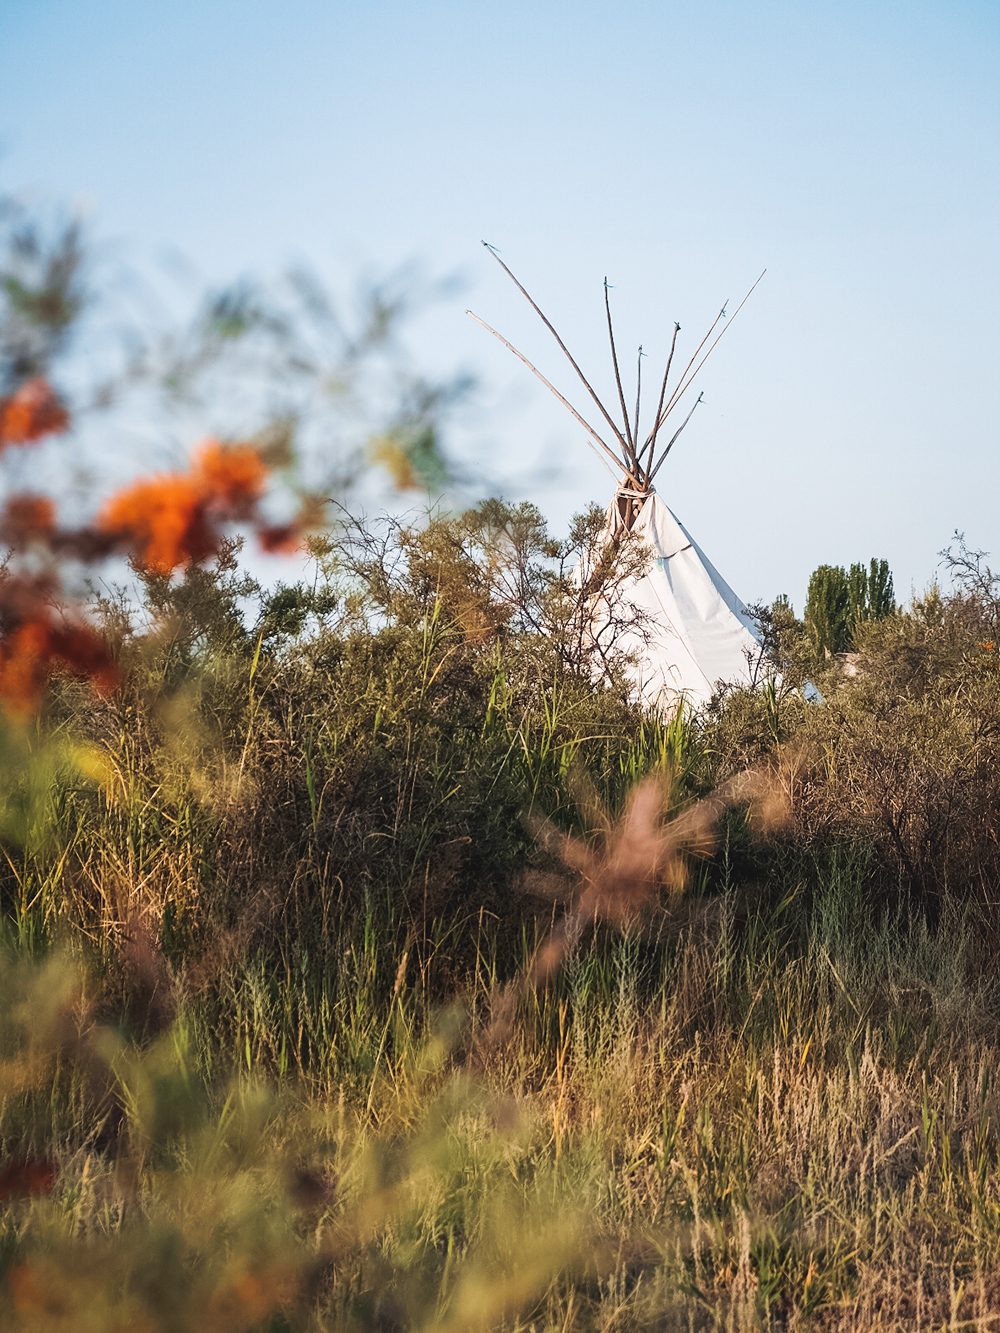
<box><xmin>468</xmin><ymin>248</ymin><xmax>764</xmax><ymax>498</ymax></box>
<box><xmin>483</xmin><ymin>244</ymin><xmax>634</xmax><ymax>466</ymax></box>
<box><xmin>638</xmin><ymin>321</ymin><xmax>680</xmax><ymax>478</ymax></box>
<box><xmin>604</xmin><ymin>279</ymin><xmax>637</xmax><ymax>468</ymax></box>
<box><xmin>465</xmin><ymin>310</ymin><xmax>639</xmax><ymax>486</ymax></box>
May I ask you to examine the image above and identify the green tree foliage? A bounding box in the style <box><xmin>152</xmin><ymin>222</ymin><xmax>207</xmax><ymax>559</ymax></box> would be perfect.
<box><xmin>805</xmin><ymin>564</ymin><xmax>851</xmax><ymax>658</ymax></box>
<box><xmin>806</xmin><ymin>558</ymin><xmax>895</xmax><ymax>659</ymax></box>
<box><xmin>318</xmin><ymin>496</ymin><xmax>653</xmax><ymax>687</ymax></box>
<box><xmin>849</xmin><ymin>557</ymin><xmax>895</xmax><ymax>627</ymax></box>
<box><xmin>0</xmin><ymin>199</ymin><xmax>84</xmax><ymax>389</ymax></box>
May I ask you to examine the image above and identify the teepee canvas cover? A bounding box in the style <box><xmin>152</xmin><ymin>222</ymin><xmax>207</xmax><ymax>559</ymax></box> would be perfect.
<box><xmin>588</xmin><ymin>488</ymin><xmax>762</xmax><ymax>709</ymax></box>
<box><xmin>469</xmin><ymin>247</ymin><xmax>767</xmax><ymax>710</ymax></box>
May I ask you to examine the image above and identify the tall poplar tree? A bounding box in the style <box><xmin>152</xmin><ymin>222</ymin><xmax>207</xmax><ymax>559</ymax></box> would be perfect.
<box><xmin>806</xmin><ymin>558</ymin><xmax>895</xmax><ymax>661</ymax></box>
<box><xmin>805</xmin><ymin>565</ymin><xmax>850</xmax><ymax>659</ymax></box>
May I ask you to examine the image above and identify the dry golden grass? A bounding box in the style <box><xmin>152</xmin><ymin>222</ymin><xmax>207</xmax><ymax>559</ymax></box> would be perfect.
<box><xmin>3</xmin><ymin>766</ymin><xmax>1000</xmax><ymax>1330</ymax></box>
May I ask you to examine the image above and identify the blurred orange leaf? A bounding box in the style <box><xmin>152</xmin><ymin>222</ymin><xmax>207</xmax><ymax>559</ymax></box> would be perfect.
<box><xmin>0</xmin><ymin>377</ymin><xmax>70</xmax><ymax>449</ymax></box>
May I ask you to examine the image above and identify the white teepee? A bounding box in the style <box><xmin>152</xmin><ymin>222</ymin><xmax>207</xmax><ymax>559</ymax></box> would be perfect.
<box><xmin>586</xmin><ymin>487</ymin><xmax>763</xmax><ymax>709</ymax></box>
<box><xmin>469</xmin><ymin>247</ymin><xmax>768</xmax><ymax>710</ymax></box>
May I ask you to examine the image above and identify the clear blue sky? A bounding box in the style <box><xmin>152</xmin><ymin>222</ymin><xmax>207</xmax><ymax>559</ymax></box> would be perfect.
<box><xmin>2</xmin><ymin>0</ymin><xmax>998</xmax><ymax>608</ymax></box>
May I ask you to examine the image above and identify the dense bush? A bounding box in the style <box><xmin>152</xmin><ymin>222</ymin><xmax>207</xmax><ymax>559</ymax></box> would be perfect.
<box><xmin>707</xmin><ymin>544</ymin><xmax>1000</xmax><ymax>951</ymax></box>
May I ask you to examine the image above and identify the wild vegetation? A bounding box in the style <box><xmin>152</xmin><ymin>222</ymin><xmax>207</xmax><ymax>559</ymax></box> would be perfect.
<box><xmin>4</xmin><ymin>205</ymin><xmax>1000</xmax><ymax>1331</ymax></box>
